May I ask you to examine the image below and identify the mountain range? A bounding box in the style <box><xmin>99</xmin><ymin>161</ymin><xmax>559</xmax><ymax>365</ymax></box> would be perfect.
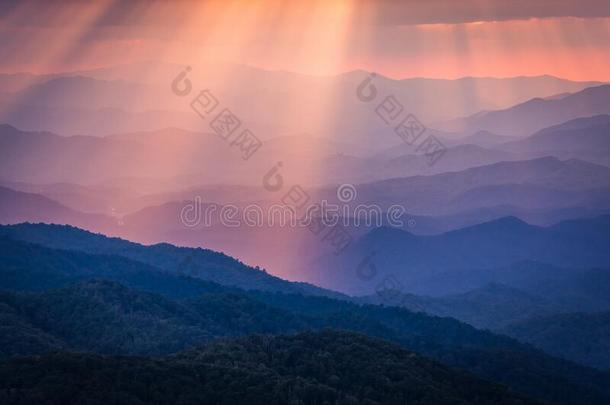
<box><xmin>2</xmin><ymin>153</ymin><xmax>610</xmax><ymax>280</ymax></box>
<box><xmin>2</xmin><ymin>59</ymin><xmax>610</xmax><ymax>404</ymax></box>
<box><xmin>1</xmin><ymin>226</ymin><xmax>610</xmax><ymax>403</ymax></box>
<box><xmin>499</xmin><ymin>114</ymin><xmax>610</xmax><ymax>166</ymax></box>
<box><xmin>445</xmin><ymin>85</ymin><xmax>610</xmax><ymax>136</ymax></box>
<box><xmin>0</xmin><ymin>61</ymin><xmax>602</xmax><ymax>137</ymax></box>
<box><xmin>309</xmin><ymin>215</ymin><xmax>610</xmax><ymax>295</ymax></box>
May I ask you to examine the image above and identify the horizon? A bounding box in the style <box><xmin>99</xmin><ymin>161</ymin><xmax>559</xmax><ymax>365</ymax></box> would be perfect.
<box><xmin>5</xmin><ymin>60</ymin><xmax>610</xmax><ymax>83</ymax></box>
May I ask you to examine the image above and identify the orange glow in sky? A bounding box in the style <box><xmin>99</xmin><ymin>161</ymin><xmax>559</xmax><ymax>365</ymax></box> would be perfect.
<box><xmin>0</xmin><ymin>1</ymin><xmax>609</xmax><ymax>81</ymax></box>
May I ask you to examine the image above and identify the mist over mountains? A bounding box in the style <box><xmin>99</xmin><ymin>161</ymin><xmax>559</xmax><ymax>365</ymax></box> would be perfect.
<box><xmin>2</xmin><ymin>59</ymin><xmax>610</xmax><ymax>404</ymax></box>
<box><xmin>4</xmin><ymin>1</ymin><xmax>610</xmax><ymax>402</ymax></box>
<box><xmin>0</xmin><ymin>62</ymin><xmax>602</xmax><ymax>137</ymax></box>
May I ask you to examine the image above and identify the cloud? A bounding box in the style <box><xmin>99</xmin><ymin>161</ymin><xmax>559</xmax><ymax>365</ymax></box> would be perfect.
<box><xmin>355</xmin><ymin>0</ymin><xmax>610</xmax><ymax>25</ymax></box>
<box><xmin>2</xmin><ymin>0</ymin><xmax>610</xmax><ymax>28</ymax></box>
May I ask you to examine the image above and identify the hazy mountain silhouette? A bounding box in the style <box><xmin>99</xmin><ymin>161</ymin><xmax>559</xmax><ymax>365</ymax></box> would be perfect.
<box><xmin>0</xmin><ymin>124</ymin><xmax>538</xmax><ymax>187</ymax></box>
<box><xmin>454</xmin><ymin>130</ymin><xmax>517</xmax><ymax>147</ymax></box>
<box><xmin>0</xmin><ymin>63</ymin><xmax>602</xmax><ymax>137</ymax></box>
<box><xmin>0</xmin><ymin>186</ymin><xmax>115</xmax><ymax>231</ymax></box>
<box><xmin>335</xmin><ymin>157</ymin><xmax>610</xmax><ymax>216</ymax></box>
<box><xmin>362</xmin><ymin>282</ymin><xmax>555</xmax><ymax>330</ymax></box>
<box><xmin>310</xmin><ymin>215</ymin><xmax>610</xmax><ymax>295</ymax></box>
<box><xmin>0</xmin><ymin>181</ymin><xmax>140</xmax><ymax>215</ymax></box>
<box><xmin>445</xmin><ymin>84</ymin><xmax>610</xmax><ymax>136</ymax></box>
<box><xmin>3</xmin><ymin>152</ymin><xmax>609</xmax><ymax>281</ymax></box>
<box><xmin>500</xmin><ymin>115</ymin><xmax>610</xmax><ymax>165</ymax></box>
<box><xmin>0</xmin><ymin>101</ymin><xmax>201</xmax><ymax>137</ymax></box>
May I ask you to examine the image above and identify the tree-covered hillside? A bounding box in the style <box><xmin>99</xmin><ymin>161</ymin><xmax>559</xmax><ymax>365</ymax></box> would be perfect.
<box><xmin>2</xmin><ymin>226</ymin><xmax>610</xmax><ymax>403</ymax></box>
<box><xmin>502</xmin><ymin>312</ymin><xmax>610</xmax><ymax>371</ymax></box>
<box><xmin>0</xmin><ymin>223</ymin><xmax>342</xmax><ymax>297</ymax></box>
<box><xmin>0</xmin><ymin>330</ymin><xmax>536</xmax><ymax>405</ymax></box>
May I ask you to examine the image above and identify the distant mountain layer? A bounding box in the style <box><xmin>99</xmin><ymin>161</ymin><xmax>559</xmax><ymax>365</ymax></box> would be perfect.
<box><xmin>3</xmin><ymin>152</ymin><xmax>609</xmax><ymax>217</ymax></box>
<box><xmin>445</xmin><ymin>85</ymin><xmax>610</xmax><ymax>136</ymax></box>
<box><xmin>0</xmin><ymin>63</ymin><xmax>601</xmax><ymax>136</ymax></box>
<box><xmin>453</xmin><ymin>130</ymin><xmax>517</xmax><ymax>147</ymax></box>
<box><xmin>342</xmin><ymin>156</ymin><xmax>610</xmax><ymax>216</ymax></box>
<box><xmin>363</xmin><ymin>283</ymin><xmax>556</xmax><ymax>331</ymax></box>
<box><xmin>3</xmin><ymin>154</ymin><xmax>609</xmax><ymax>224</ymax></box>
<box><xmin>2</xmin><ymin>154</ymin><xmax>609</xmax><ymax>282</ymax></box>
<box><xmin>0</xmin><ymin>125</ymin><xmax>500</xmax><ymax>186</ymax></box>
<box><xmin>361</xmin><ymin>262</ymin><xmax>610</xmax><ymax>329</ymax></box>
<box><xmin>499</xmin><ymin>114</ymin><xmax>610</xmax><ymax>166</ymax></box>
<box><xmin>309</xmin><ymin>215</ymin><xmax>610</xmax><ymax>295</ymax></box>
<box><xmin>0</xmin><ymin>186</ymin><xmax>114</xmax><ymax>231</ymax></box>
<box><xmin>2</xmin><ymin>156</ymin><xmax>610</xmax><ymax>284</ymax></box>
<box><xmin>0</xmin><ymin>124</ymin><xmax>535</xmax><ymax>187</ymax></box>
<box><xmin>2</xmin><ymin>114</ymin><xmax>609</xmax><ymax>189</ymax></box>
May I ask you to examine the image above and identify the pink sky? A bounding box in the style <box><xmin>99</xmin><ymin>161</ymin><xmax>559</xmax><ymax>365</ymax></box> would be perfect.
<box><xmin>0</xmin><ymin>1</ymin><xmax>609</xmax><ymax>81</ymax></box>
